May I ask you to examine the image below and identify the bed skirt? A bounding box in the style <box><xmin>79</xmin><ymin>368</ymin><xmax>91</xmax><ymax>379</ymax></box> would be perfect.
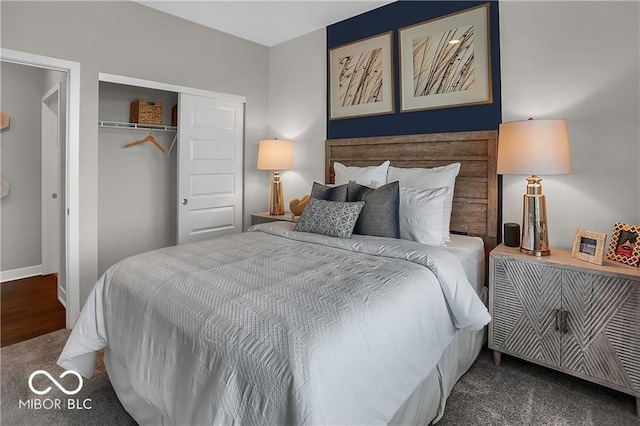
<box><xmin>104</xmin><ymin>288</ymin><xmax>487</xmax><ymax>426</ymax></box>
<box><xmin>390</xmin><ymin>321</ymin><xmax>486</xmax><ymax>424</ymax></box>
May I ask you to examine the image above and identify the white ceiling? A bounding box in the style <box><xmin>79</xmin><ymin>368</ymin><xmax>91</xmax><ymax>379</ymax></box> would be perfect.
<box><xmin>134</xmin><ymin>1</ymin><xmax>394</xmax><ymax>47</ymax></box>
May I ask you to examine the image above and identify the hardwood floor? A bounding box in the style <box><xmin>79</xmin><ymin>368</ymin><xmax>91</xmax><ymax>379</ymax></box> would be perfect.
<box><xmin>1</xmin><ymin>274</ymin><xmax>66</xmax><ymax>347</ymax></box>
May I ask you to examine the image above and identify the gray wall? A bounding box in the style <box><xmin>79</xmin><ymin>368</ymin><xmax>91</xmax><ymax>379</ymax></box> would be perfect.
<box><xmin>2</xmin><ymin>1</ymin><xmax>270</xmax><ymax>304</ymax></box>
<box><xmin>268</xmin><ymin>29</ymin><xmax>327</xmax><ymax>204</ymax></box>
<box><xmin>98</xmin><ymin>83</ymin><xmax>178</xmax><ymax>276</ymax></box>
<box><xmin>500</xmin><ymin>1</ymin><xmax>640</xmax><ymax>249</ymax></box>
<box><xmin>0</xmin><ymin>62</ymin><xmax>46</xmax><ymax>271</ymax></box>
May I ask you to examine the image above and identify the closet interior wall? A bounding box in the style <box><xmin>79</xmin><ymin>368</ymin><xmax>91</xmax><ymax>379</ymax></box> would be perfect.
<box><xmin>98</xmin><ymin>82</ymin><xmax>178</xmax><ymax>276</ymax></box>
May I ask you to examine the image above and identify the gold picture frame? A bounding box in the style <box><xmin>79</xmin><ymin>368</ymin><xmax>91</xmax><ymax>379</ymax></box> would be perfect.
<box><xmin>398</xmin><ymin>3</ymin><xmax>492</xmax><ymax>112</ymax></box>
<box><xmin>571</xmin><ymin>229</ymin><xmax>607</xmax><ymax>265</ymax></box>
<box><xmin>606</xmin><ymin>222</ymin><xmax>640</xmax><ymax>267</ymax></box>
<box><xmin>328</xmin><ymin>31</ymin><xmax>394</xmax><ymax>120</ymax></box>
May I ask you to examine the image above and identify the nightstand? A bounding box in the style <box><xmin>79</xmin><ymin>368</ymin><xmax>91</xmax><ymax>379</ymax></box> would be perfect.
<box><xmin>250</xmin><ymin>212</ymin><xmax>298</xmax><ymax>226</ymax></box>
<box><xmin>489</xmin><ymin>243</ymin><xmax>640</xmax><ymax>416</ymax></box>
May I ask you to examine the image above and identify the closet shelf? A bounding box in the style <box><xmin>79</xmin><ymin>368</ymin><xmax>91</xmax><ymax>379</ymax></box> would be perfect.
<box><xmin>98</xmin><ymin>120</ymin><xmax>177</xmax><ymax>132</ymax></box>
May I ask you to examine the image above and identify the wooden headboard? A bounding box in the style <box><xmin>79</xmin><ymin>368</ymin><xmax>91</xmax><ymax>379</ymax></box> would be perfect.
<box><xmin>325</xmin><ymin>130</ymin><xmax>500</xmax><ymax>254</ymax></box>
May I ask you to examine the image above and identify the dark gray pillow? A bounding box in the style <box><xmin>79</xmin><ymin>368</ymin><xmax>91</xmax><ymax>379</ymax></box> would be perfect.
<box><xmin>310</xmin><ymin>182</ymin><xmax>348</xmax><ymax>202</ymax></box>
<box><xmin>294</xmin><ymin>198</ymin><xmax>364</xmax><ymax>238</ymax></box>
<box><xmin>347</xmin><ymin>181</ymin><xmax>400</xmax><ymax>238</ymax></box>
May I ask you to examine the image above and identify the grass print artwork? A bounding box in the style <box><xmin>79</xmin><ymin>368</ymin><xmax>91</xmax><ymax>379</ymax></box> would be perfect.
<box><xmin>338</xmin><ymin>48</ymin><xmax>383</xmax><ymax>107</ymax></box>
<box><xmin>329</xmin><ymin>32</ymin><xmax>393</xmax><ymax>119</ymax></box>
<box><xmin>412</xmin><ymin>26</ymin><xmax>476</xmax><ymax>97</ymax></box>
<box><xmin>399</xmin><ymin>4</ymin><xmax>491</xmax><ymax>112</ymax></box>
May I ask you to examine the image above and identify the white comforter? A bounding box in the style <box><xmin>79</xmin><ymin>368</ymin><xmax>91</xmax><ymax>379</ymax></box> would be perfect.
<box><xmin>58</xmin><ymin>222</ymin><xmax>490</xmax><ymax>425</ymax></box>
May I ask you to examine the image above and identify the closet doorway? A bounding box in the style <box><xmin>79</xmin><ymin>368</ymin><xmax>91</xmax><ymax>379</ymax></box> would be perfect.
<box><xmin>0</xmin><ymin>48</ymin><xmax>81</xmax><ymax>331</ymax></box>
<box><xmin>97</xmin><ymin>73</ymin><xmax>245</xmax><ymax>277</ymax></box>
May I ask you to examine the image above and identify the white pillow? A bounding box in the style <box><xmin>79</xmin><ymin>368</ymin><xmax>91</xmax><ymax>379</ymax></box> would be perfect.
<box><xmin>399</xmin><ymin>187</ymin><xmax>450</xmax><ymax>246</ymax></box>
<box><xmin>334</xmin><ymin>160</ymin><xmax>390</xmax><ymax>186</ymax></box>
<box><xmin>388</xmin><ymin>163</ymin><xmax>460</xmax><ymax>242</ymax></box>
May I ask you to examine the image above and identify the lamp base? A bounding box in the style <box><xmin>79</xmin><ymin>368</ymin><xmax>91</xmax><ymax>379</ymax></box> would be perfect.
<box><xmin>520</xmin><ymin>247</ymin><xmax>551</xmax><ymax>257</ymax></box>
<box><xmin>269</xmin><ymin>170</ymin><xmax>285</xmax><ymax>215</ymax></box>
<box><xmin>520</xmin><ymin>175</ymin><xmax>550</xmax><ymax>256</ymax></box>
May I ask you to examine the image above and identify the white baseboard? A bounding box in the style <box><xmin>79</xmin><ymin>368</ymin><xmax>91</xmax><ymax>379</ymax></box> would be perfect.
<box><xmin>0</xmin><ymin>265</ymin><xmax>43</xmax><ymax>283</ymax></box>
<box><xmin>58</xmin><ymin>286</ymin><xmax>67</xmax><ymax>308</ymax></box>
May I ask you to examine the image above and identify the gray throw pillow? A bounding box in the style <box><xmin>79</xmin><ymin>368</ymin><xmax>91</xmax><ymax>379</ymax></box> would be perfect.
<box><xmin>310</xmin><ymin>182</ymin><xmax>348</xmax><ymax>202</ymax></box>
<box><xmin>294</xmin><ymin>198</ymin><xmax>364</xmax><ymax>238</ymax></box>
<box><xmin>347</xmin><ymin>181</ymin><xmax>400</xmax><ymax>239</ymax></box>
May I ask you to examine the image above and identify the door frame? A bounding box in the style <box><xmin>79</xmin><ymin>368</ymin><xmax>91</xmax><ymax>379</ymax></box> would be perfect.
<box><xmin>41</xmin><ymin>82</ymin><xmax>61</xmax><ymax>279</ymax></box>
<box><xmin>98</xmin><ymin>73</ymin><xmax>246</xmax><ymax>104</ymax></box>
<box><xmin>1</xmin><ymin>48</ymin><xmax>81</xmax><ymax>328</ymax></box>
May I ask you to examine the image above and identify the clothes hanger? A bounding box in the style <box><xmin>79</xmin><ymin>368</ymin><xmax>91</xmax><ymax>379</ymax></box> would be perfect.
<box><xmin>125</xmin><ymin>131</ymin><xmax>166</xmax><ymax>155</ymax></box>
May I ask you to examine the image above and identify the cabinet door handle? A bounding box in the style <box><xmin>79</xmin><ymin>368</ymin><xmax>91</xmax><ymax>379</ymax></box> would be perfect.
<box><xmin>561</xmin><ymin>310</ymin><xmax>569</xmax><ymax>334</ymax></box>
<box><xmin>554</xmin><ymin>309</ymin><xmax>569</xmax><ymax>334</ymax></box>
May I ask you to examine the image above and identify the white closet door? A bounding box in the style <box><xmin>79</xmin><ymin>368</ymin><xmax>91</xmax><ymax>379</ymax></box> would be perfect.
<box><xmin>177</xmin><ymin>93</ymin><xmax>244</xmax><ymax>244</ymax></box>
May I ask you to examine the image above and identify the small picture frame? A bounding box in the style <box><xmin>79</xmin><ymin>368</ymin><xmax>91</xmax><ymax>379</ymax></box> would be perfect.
<box><xmin>606</xmin><ymin>223</ymin><xmax>640</xmax><ymax>267</ymax></box>
<box><xmin>571</xmin><ymin>229</ymin><xmax>607</xmax><ymax>265</ymax></box>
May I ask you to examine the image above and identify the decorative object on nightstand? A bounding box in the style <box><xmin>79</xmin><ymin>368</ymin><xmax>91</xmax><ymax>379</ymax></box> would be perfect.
<box><xmin>0</xmin><ymin>111</ymin><xmax>10</xmax><ymax>130</ymax></box>
<box><xmin>488</xmin><ymin>244</ymin><xmax>640</xmax><ymax>416</ymax></box>
<box><xmin>497</xmin><ymin>118</ymin><xmax>571</xmax><ymax>256</ymax></box>
<box><xmin>571</xmin><ymin>228</ymin><xmax>607</xmax><ymax>265</ymax></box>
<box><xmin>257</xmin><ymin>138</ymin><xmax>294</xmax><ymax>215</ymax></box>
<box><xmin>607</xmin><ymin>222</ymin><xmax>640</xmax><ymax>267</ymax></box>
<box><xmin>503</xmin><ymin>222</ymin><xmax>520</xmax><ymax>247</ymax></box>
<box><xmin>289</xmin><ymin>195</ymin><xmax>310</xmax><ymax>217</ymax></box>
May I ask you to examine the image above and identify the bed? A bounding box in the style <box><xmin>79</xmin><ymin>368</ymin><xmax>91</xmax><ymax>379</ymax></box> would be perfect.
<box><xmin>59</xmin><ymin>130</ymin><xmax>499</xmax><ymax>425</ymax></box>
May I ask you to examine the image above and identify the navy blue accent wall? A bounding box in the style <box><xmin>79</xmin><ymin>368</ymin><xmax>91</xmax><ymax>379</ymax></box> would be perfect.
<box><xmin>327</xmin><ymin>1</ymin><xmax>501</xmax><ymax>139</ymax></box>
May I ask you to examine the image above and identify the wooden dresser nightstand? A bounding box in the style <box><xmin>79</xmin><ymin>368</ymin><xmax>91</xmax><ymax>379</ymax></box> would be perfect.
<box><xmin>250</xmin><ymin>212</ymin><xmax>299</xmax><ymax>226</ymax></box>
<box><xmin>489</xmin><ymin>243</ymin><xmax>640</xmax><ymax>416</ymax></box>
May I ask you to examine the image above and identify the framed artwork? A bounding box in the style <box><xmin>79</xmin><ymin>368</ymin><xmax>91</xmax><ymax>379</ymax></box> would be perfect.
<box><xmin>571</xmin><ymin>229</ymin><xmax>607</xmax><ymax>265</ymax></box>
<box><xmin>328</xmin><ymin>31</ymin><xmax>394</xmax><ymax>120</ymax></box>
<box><xmin>399</xmin><ymin>3</ymin><xmax>492</xmax><ymax>112</ymax></box>
<box><xmin>606</xmin><ymin>222</ymin><xmax>640</xmax><ymax>267</ymax></box>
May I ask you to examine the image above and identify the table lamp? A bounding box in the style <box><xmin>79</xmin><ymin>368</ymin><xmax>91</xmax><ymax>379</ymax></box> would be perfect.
<box><xmin>497</xmin><ymin>118</ymin><xmax>571</xmax><ymax>256</ymax></box>
<box><xmin>257</xmin><ymin>138</ymin><xmax>294</xmax><ymax>215</ymax></box>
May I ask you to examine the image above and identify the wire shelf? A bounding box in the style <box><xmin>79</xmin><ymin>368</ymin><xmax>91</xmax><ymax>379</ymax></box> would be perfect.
<box><xmin>98</xmin><ymin>120</ymin><xmax>177</xmax><ymax>132</ymax></box>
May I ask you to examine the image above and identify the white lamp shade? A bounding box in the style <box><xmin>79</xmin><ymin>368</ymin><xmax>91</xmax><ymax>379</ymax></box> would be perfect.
<box><xmin>497</xmin><ymin>119</ymin><xmax>571</xmax><ymax>175</ymax></box>
<box><xmin>257</xmin><ymin>139</ymin><xmax>294</xmax><ymax>170</ymax></box>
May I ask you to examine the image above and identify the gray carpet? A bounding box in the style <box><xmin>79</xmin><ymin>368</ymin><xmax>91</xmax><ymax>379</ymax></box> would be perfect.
<box><xmin>1</xmin><ymin>330</ymin><xmax>638</xmax><ymax>425</ymax></box>
<box><xmin>0</xmin><ymin>329</ymin><xmax>136</xmax><ymax>426</ymax></box>
<box><xmin>438</xmin><ymin>350</ymin><xmax>639</xmax><ymax>426</ymax></box>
